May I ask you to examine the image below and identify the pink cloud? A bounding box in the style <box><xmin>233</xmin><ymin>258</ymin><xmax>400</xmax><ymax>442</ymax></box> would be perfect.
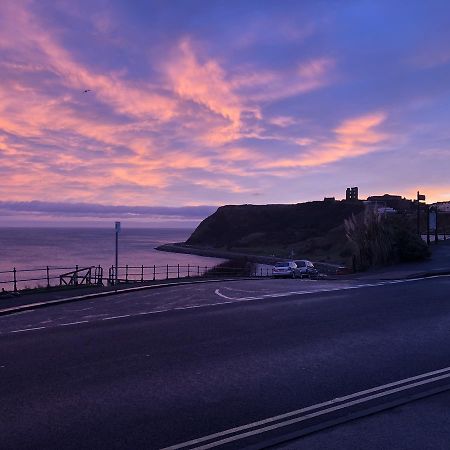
<box><xmin>165</xmin><ymin>39</ymin><xmax>244</xmax><ymax>124</ymax></box>
<box><xmin>258</xmin><ymin>112</ymin><xmax>388</xmax><ymax>169</ymax></box>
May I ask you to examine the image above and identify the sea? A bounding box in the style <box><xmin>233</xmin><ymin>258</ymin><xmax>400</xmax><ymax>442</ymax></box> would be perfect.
<box><xmin>0</xmin><ymin>227</ymin><xmax>225</xmax><ymax>289</ymax></box>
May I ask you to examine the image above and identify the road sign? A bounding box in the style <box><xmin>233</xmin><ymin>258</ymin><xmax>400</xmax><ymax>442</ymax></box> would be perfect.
<box><xmin>115</xmin><ymin>221</ymin><xmax>121</xmax><ymax>233</ymax></box>
<box><xmin>418</xmin><ymin>194</ymin><xmax>426</xmax><ymax>201</ymax></box>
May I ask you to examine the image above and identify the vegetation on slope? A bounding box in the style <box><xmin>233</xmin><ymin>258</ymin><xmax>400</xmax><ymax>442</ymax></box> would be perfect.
<box><xmin>345</xmin><ymin>208</ymin><xmax>430</xmax><ymax>270</ymax></box>
<box><xmin>186</xmin><ymin>202</ymin><xmax>364</xmax><ymax>264</ymax></box>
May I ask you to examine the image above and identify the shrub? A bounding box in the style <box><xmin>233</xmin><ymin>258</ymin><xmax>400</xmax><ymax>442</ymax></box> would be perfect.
<box><xmin>206</xmin><ymin>258</ymin><xmax>254</xmax><ymax>277</ymax></box>
<box><xmin>345</xmin><ymin>207</ymin><xmax>429</xmax><ymax>271</ymax></box>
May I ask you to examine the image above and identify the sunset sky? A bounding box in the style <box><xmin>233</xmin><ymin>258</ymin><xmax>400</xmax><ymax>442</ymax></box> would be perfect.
<box><xmin>1</xmin><ymin>0</ymin><xmax>449</xmax><ymax>226</ymax></box>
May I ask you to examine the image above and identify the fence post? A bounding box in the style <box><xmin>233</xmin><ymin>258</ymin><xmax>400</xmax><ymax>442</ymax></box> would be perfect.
<box><xmin>204</xmin><ymin>266</ymin><xmax>207</xmax><ymax>277</ymax></box>
<box><xmin>125</xmin><ymin>264</ymin><xmax>129</xmax><ymax>283</ymax></box>
<box><xmin>187</xmin><ymin>264</ymin><xmax>190</xmax><ymax>278</ymax></box>
<box><xmin>177</xmin><ymin>264</ymin><xmax>180</xmax><ymax>279</ymax></box>
<box><xmin>166</xmin><ymin>264</ymin><xmax>169</xmax><ymax>280</ymax></box>
<box><xmin>153</xmin><ymin>265</ymin><xmax>156</xmax><ymax>281</ymax></box>
<box><xmin>141</xmin><ymin>265</ymin><xmax>144</xmax><ymax>282</ymax></box>
<box><xmin>46</xmin><ymin>265</ymin><xmax>50</xmax><ymax>288</ymax></box>
<box><xmin>74</xmin><ymin>265</ymin><xmax>79</xmax><ymax>286</ymax></box>
<box><xmin>13</xmin><ymin>267</ymin><xmax>17</xmax><ymax>293</ymax></box>
<box><xmin>197</xmin><ymin>265</ymin><xmax>200</xmax><ymax>277</ymax></box>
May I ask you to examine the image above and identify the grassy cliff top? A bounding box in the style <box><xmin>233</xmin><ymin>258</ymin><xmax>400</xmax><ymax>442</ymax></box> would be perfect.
<box><xmin>186</xmin><ymin>201</ymin><xmax>364</xmax><ymax>261</ymax></box>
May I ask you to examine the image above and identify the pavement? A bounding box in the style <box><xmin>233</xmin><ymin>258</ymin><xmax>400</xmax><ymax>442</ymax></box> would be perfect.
<box><xmin>271</xmin><ymin>392</ymin><xmax>450</xmax><ymax>450</ymax></box>
<box><xmin>1</xmin><ymin>275</ymin><xmax>450</xmax><ymax>449</ymax></box>
<box><xmin>274</xmin><ymin>390</ymin><xmax>450</xmax><ymax>450</ymax></box>
<box><xmin>351</xmin><ymin>239</ymin><xmax>450</xmax><ymax>281</ymax></box>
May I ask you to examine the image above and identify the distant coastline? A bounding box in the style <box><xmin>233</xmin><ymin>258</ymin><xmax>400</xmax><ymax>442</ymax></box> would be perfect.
<box><xmin>156</xmin><ymin>243</ymin><xmax>279</xmax><ymax>264</ymax></box>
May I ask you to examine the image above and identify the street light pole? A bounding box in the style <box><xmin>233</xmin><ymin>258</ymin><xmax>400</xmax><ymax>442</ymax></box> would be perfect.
<box><xmin>115</xmin><ymin>221</ymin><xmax>121</xmax><ymax>285</ymax></box>
<box><xmin>417</xmin><ymin>191</ymin><xmax>426</xmax><ymax>237</ymax></box>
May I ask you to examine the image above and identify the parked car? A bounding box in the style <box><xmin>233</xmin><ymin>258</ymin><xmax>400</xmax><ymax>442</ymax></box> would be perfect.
<box><xmin>294</xmin><ymin>260</ymin><xmax>319</xmax><ymax>278</ymax></box>
<box><xmin>272</xmin><ymin>261</ymin><xmax>298</xmax><ymax>278</ymax></box>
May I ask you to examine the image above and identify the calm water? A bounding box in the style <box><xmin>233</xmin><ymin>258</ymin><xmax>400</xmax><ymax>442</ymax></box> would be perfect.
<box><xmin>0</xmin><ymin>227</ymin><xmax>223</xmax><ymax>273</ymax></box>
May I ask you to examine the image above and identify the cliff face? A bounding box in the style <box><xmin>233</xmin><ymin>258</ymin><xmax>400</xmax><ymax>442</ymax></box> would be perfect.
<box><xmin>186</xmin><ymin>201</ymin><xmax>364</xmax><ymax>250</ymax></box>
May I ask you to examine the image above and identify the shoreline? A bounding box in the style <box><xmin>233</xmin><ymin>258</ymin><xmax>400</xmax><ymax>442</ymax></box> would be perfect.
<box><xmin>155</xmin><ymin>243</ymin><xmax>280</xmax><ymax>264</ymax></box>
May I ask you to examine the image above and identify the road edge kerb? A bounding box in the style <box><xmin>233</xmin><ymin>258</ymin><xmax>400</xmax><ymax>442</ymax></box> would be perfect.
<box><xmin>341</xmin><ymin>268</ymin><xmax>450</xmax><ymax>282</ymax></box>
<box><xmin>404</xmin><ymin>269</ymin><xmax>450</xmax><ymax>279</ymax></box>
<box><xmin>0</xmin><ymin>277</ymin><xmax>258</xmax><ymax>317</ymax></box>
<box><xmin>248</xmin><ymin>382</ymin><xmax>450</xmax><ymax>450</ymax></box>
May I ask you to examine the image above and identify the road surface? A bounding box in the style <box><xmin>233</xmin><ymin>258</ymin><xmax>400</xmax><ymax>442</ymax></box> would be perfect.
<box><xmin>1</xmin><ymin>276</ymin><xmax>450</xmax><ymax>449</ymax></box>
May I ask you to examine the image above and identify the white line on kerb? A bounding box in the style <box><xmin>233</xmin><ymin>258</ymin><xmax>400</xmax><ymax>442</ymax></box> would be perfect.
<box><xmin>161</xmin><ymin>365</ymin><xmax>450</xmax><ymax>450</ymax></box>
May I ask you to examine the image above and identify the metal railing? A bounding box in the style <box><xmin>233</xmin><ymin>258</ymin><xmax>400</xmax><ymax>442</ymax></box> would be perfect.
<box><xmin>107</xmin><ymin>264</ymin><xmax>272</xmax><ymax>285</ymax></box>
<box><xmin>0</xmin><ymin>263</ymin><xmax>272</xmax><ymax>294</ymax></box>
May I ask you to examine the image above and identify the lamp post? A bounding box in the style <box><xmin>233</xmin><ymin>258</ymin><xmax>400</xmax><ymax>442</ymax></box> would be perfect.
<box><xmin>115</xmin><ymin>221</ymin><xmax>121</xmax><ymax>285</ymax></box>
<box><xmin>417</xmin><ymin>191</ymin><xmax>426</xmax><ymax>237</ymax></box>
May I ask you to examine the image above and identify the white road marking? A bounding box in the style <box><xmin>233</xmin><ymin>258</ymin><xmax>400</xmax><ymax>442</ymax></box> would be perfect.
<box><xmin>59</xmin><ymin>321</ymin><xmax>89</xmax><ymax>326</ymax></box>
<box><xmin>161</xmin><ymin>365</ymin><xmax>450</xmax><ymax>450</ymax></box>
<box><xmin>6</xmin><ymin>310</ymin><xmax>32</xmax><ymax>316</ymax></box>
<box><xmin>10</xmin><ymin>326</ymin><xmax>47</xmax><ymax>333</ymax></box>
<box><xmin>102</xmin><ymin>314</ymin><xmax>131</xmax><ymax>321</ymax></box>
<box><xmin>213</xmin><ymin>276</ymin><xmax>445</xmax><ymax>301</ymax></box>
<box><xmin>2</xmin><ymin>275</ymin><xmax>448</xmax><ymax>336</ymax></box>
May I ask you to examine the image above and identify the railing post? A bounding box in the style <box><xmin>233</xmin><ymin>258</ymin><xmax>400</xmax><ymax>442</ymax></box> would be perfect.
<box><xmin>141</xmin><ymin>265</ymin><xmax>144</xmax><ymax>282</ymax></box>
<box><xmin>111</xmin><ymin>265</ymin><xmax>115</xmax><ymax>285</ymax></box>
<box><xmin>153</xmin><ymin>265</ymin><xmax>156</xmax><ymax>281</ymax></box>
<box><xmin>187</xmin><ymin>264</ymin><xmax>190</xmax><ymax>278</ymax></box>
<box><xmin>13</xmin><ymin>267</ymin><xmax>17</xmax><ymax>293</ymax></box>
<box><xmin>125</xmin><ymin>264</ymin><xmax>129</xmax><ymax>283</ymax></box>
<box><xmin>204</xmin><ymin>266</ymin><xmax>207</xmax><ymax>277</ymax></box>
<box><xmin>197</xmin><ymin>265</ymin><xmax>200</xmax><ymax>277</ymax></box>
<box><xmin>46</xmin><ymin>265</ymin><xmax>50</xmax><ymax>288</ymax></box>
<box><xmin>166</xmin><ymin>264</ymin><xmax>169</xmax><ymax>280</ymax></box>
<box><xmin>74</xmin><ymin>265</ymin><xmax>79</xmax><ymax>285</ymax></box>
<box><xmin>177</xmin><ymin>264</ymin><xmax>180</xmax><ymax>279</ymax></box>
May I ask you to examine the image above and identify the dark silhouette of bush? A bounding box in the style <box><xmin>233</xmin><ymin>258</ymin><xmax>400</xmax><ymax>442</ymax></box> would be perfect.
<box><xmin>206</xmin><ymin>258</ymin><xmax>253</xmax><ymax>277</ymax></box>
<box><xmin>345</xmin><ymin>209</ymin><xmax>430</xmax><ymax>270</ymax></box>
<box><xmin>391</xmin><ymin>217</ymin><xmax>430</xmax><ymax>262</ymax></box>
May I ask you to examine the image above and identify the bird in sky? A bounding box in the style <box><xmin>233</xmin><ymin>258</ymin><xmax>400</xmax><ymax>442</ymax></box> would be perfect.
<box><xmin>83</xmin><ymin>89</ymin><xmax>91</xmax><ymax>93</ymax></box>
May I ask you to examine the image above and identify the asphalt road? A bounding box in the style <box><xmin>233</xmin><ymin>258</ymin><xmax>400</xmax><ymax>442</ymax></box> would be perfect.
<box><xmin>1</xmin><ymin>276</ymin><xmax>450</xmax><ymax>449</ymax></box>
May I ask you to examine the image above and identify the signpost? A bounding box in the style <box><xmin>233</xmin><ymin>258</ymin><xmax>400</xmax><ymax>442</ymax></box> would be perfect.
<box><xmin>115</xmin><ymin>221</ymin><xmax>121</xmax><ymax>285</ymax></box>
<box><xmin>417</xmin><ymin>191</ymin><xmax>426</xmax><ymax>237</ymax></box>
